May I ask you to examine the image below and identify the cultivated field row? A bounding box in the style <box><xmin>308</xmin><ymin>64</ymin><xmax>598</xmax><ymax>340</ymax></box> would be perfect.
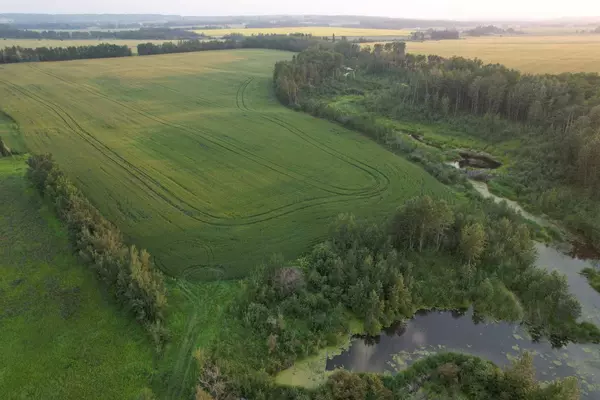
<box><xmin>0</xmin><ymin>50</ymin><xmax>448</xmax><ymax>280</ymax></box>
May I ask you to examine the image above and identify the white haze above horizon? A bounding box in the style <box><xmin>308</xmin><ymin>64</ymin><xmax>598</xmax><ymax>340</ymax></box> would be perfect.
<box><xmin>1</xmin><ymin>0</ymin><xmax>600</xmax><ymax>22</ymax></box>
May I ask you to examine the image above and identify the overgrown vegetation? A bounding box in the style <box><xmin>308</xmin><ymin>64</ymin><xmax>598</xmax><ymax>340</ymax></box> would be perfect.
<box><xmin>195</xmin><ymin>351</ymin><xmax>580</xmax><ymax>400</ymax></box>
<box><xmin>194</xmin><ymin>195</ymin><xmax>594</xmax><ymax>399</ymax></box>
<box><xmin>273</xmin><ymin>40</ymin><xmax>600</xmax><ymax>250</ymax></box>
<box><xmin>25</xmin><ymin>154</ymin><xmax>169</xmax><ymax>347</ymax></box>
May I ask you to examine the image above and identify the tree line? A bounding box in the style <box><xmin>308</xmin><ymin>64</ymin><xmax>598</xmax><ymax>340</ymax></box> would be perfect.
<box><xmin>198</xmin><ymin>195</ymin><xmax>589</xmax><ymax>399</ymax></box>
<box><xmin>26</xmin><ymin>154</ymin><xmax>168</xmax><ymax>348</ymax></box>
<box><xmin>0</xmin><ymin>34</ymin><xmax>325</xmax><ymax>64</ymax></box>
<box><xmin>137</xmin><ymin>34</ymin><xmax>327</xmax><ymax>56</ymax></box>
<box><xmin>0</xmin><ymin>26</ymin><xmax>203</xmax><ymax>40</ymax></box>
<box><xmin>464</xmin><ymin>25</ymin><xmax>523</xmax><ymax>36</ymax></box>
<box><xmin>273</xmin><ymin>41</ymin><xmax>600</xmax><ymax>250</ymax></box>
<box><xmin>410</xmin><ymin>29</ymin><xmax>460</xmax><ymax>41</ymax></box>
<box><xmin>0</xmin><ymin>43</ymin><xmax>131</xmax><ymax>64</ymax></box>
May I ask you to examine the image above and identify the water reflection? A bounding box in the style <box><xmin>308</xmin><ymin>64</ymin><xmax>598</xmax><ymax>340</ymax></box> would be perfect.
<box><xmin>327</xmin><ymin>308</ymin><xmax>600</xmax><ymax>398</ymax></box>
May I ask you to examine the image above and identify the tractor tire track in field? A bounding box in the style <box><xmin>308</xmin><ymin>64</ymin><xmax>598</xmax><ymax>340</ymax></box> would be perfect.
<box><xmin>236</xmin><ymin>77</ymin><xmax>391</xmax><ymax>196</ymax></box>
<box><xmin>165</xmin><ymin>280</ymin><xmax>202</xmax><ymax>400</ymax></box>
<box><xmin>0</xmin><ymin>77</ymin><xmax>225</xmax><ymax>229</ymax></box>
<box><xmin>26</xmin><ymin>66</ymin><xmax>390</xmax><ymax>205</ymax></box>
<box><xmin>27</xmin><ymin>65</ymin><xmax>371</xmax><ymax>197</ymax></box>
<box><xmin>5</xmin><ymin>67</ymin><xmax>398</xmax><ymax>279</ymax></box>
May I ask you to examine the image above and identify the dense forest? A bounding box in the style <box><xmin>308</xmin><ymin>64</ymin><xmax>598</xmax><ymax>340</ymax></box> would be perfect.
<box><xmin>0</xmin><ymin>43</ymin><xmax>131</xmax><ymax>63</ymax></box>
<box><xmin>197</xmin><ymin>195</ymin><xmax>592</xmax><ymax>399</ymax></box>
<box><xmin>273</xmin><ymin>41</ymin><xmax>600</xmax><ymax>249</ymax></box>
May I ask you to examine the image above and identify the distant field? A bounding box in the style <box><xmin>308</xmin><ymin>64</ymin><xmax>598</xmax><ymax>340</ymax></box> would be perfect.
<box><xmin>520</xmin><ymin>26</ymin><xmax>590</xmax><ymax>35</ymax></box>
<box><xmin>195</xmin><ymin>26</ymin><xmax>412</xmax><ymax>37</ymax></box>
<box><xmin>0</xmin><ymin>157</ymin><xmax>153</xmax><ymax>399</ymax></box>
<box><xmin>392</xmin><ymin>35</ymin><xmax>600</xmax><ymax>74</ymax></box>
<box><xmin>0</xmin><ymin>39</ymin><xmax>172</xmax><ymax>53</ymax></box>
<box><xmin>0</xmin><ymin>49</ymin><xmax>448</xmax><ymax>280</ymax></box>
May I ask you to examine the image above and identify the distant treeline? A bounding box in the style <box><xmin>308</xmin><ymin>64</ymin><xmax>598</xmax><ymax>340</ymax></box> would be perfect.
<box><xmin>0</xmin><ymin>43</ymin><xmax>131</xmax><ymax>64</ymax></box>
<box><xmin>465</xmin><ymin>25</ymin><xmax>524</xmax><ymax>36</ymax></box>
<box><xmin>410</xmin><ymin>29</ymin><xmax>460</xmax><ymax>41</ymax></box>
<box><xmin>26</xmin><ymin>154</ymin><xmax>168</xmax><ymax>347</ymax></box>
<box><xmin>137</xmin><ymin>34</ymin><xmax>325</xmax><ymax>56</ymax></box>
<box><xmin>0</xmin><ymin>26</ymin><xmax>203</xmax><ymax>40</ymax></box>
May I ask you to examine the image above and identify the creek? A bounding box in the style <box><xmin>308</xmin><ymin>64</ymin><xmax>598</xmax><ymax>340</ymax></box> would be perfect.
<box><xmin>324</xmin><ymin>169</ymin><xmax>600</xmax><ymax>397</ymax></box>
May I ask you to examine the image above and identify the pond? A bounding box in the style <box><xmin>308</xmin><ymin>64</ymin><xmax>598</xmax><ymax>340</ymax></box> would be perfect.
<box><xmin>326</xmin><ymin>308</ymin><xmax>598</xmax><ymax>393</ymax></box>
<box><xmin>326</xmin><ymin>178</ymin><xmax>600</xmax><ymax>398</ymax></box>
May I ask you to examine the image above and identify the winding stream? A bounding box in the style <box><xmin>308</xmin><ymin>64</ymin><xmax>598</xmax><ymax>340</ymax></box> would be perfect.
<box><xmin>324</xmin><ymin>178</ymin><xmax>600</xmax><ymax>397</ymax></box>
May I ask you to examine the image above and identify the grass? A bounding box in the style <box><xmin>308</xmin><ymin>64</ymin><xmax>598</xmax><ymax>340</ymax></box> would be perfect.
<box><xmin>0</xmin><ymin>38</ymin><xmax>174</xmax><ymax>53</ymax></box>
<box><xmin>156</xmin><ymin>279</ymin><xmax>240</xmax><ymax>399</ymax></box>
<box><xmin>195</xmin><ymin>26</ymin><xmax>412</xmax><ymax>38</ymax></box>
<box><xmin>364</xmin><ymin>35</ymin><xmax>600</xmax><ymax>74</ymax></box>
<box><xmin>0</xmin><ymin>156</ymin><xmax>154</xmax><ymax>400</ymax></box>
<box><xmin>0</xmin><ymin>49</ymin><xmax>449</xmax><ymax>281</ymax></box>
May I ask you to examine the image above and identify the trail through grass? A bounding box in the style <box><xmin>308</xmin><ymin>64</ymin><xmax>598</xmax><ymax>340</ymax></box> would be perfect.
<box><xmin>0</xmin><ymin>49</ymin><xmax>449</xmax><ymax>280</ymax></box>
<box><xmin>0</xmin><ymin>157</ymin><xmax>154</xmax><ymax>399</ymax></box>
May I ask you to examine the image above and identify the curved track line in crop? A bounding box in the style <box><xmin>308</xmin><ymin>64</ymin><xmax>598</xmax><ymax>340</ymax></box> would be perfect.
<box><xmin>23</xmin><ymin>67</ymin><xmax>392</xmax><ymax>210</ymax></box>
<box><xmin>4</xmin><ymin>65</ymin><xmax>406</xmax><ymax>278</ymax></box>
<box><xmin>0</xmin><ymin>78</ymin><xmax>227</xmax><ymax>226</ymax></box>
<box><xmin>236</xmin><ymin>77</ymin><xmax>391</xmax><ymax>195</ymax></box>
<box><xmin>32</xmin><ymin>64</ymin><xmax>380</xmax><ymax>196</ymax></box>
<box><xmin>27</xmin><ymin>65</ymin><xmax>377</xmax><ymax>197</ymax></box>
<box><xmin>0</xmin><ymin>78</ymin><xmax>338</xmax><ymax>228</ymax></box>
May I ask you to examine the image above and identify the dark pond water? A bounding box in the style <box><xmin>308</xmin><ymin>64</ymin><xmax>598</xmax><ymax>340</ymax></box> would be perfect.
<box><xmin>326</xmin><ymin>243</ymin><xmax>600</xmax><ymax>398</ymax></box>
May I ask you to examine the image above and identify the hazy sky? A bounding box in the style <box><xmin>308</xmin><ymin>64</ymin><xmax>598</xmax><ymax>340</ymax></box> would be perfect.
<box><xmin>1</xmin><ymin>0</ymin><xmax>599</xmax><ymax>21</ymax></box>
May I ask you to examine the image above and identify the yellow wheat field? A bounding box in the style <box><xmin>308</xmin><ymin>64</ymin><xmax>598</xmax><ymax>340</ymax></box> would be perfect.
<box><xmin>196</xmin><ymin>26</ymin><xmax>411</xmax><ymax>38</ymax></box>
<box><xmin>364</xmin><ymin>35</ymin><xmax>600</xmax><ymax>74</ymax></box>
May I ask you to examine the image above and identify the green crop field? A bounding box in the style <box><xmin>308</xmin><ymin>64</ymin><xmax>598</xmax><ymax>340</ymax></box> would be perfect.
<box><xmin>0</xmin><ymin>157</ymin><xmax>154</xmax><ymax>400</ymax></box>
<box><xmin>0</xmin><ymin>49</ymin><xmax>448</xmax><ymax>281</ymax></box>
